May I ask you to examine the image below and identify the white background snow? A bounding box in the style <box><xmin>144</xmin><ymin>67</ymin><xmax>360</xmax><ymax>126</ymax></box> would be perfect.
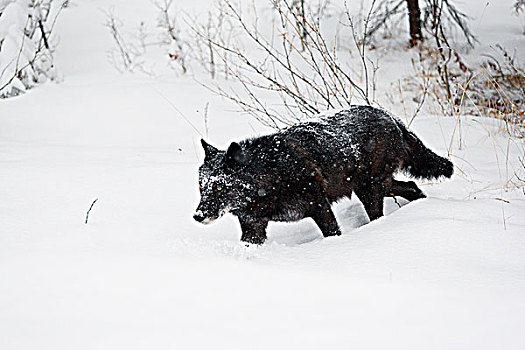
<box><xmin>1</xmin><ymin>0</ymin><xmax>525</xmax><ymax>349</ymax></box>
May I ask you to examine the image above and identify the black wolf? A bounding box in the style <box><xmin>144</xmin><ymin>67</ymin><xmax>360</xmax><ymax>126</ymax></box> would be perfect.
<box><xmin>193</xmin><ymin>106</ymin><xmax>453</xmax><ymax>244</ymax></box>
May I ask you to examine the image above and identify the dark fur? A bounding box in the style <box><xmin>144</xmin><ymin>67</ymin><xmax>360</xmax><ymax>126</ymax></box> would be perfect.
<box><xmin>193</xmin><ymin>106</ymin><xmax>453</xmax><ymax>244</ymax></box>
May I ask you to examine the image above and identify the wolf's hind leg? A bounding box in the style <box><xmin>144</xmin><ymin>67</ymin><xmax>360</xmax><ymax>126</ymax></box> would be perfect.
<box><xmin>310</xmin><ymin>199</ymin><xmax>341</xmax><ymax>237</ymax></box>
<box><xmin>389</xmin><ymin>179</ymin><xmax>426</xmax><ymax>201</ymax></box>
<box><xmin>238</xmin><ymin>217</ymin><xmax>268</xmax><ymax>245</ymax></box>
<box><xmin>354</xmin><ymin>184</ymin><xmax>384</xmax><ymax>221</ymax></box>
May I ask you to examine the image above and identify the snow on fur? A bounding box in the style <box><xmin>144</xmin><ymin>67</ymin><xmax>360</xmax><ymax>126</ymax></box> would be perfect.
<box><xmin>194</xmin><ymin>106</ymin><xmax>451</xmax><ymax>244</ymax></box>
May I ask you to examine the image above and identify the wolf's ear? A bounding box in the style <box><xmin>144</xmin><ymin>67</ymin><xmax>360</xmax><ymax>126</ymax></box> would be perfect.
<box><xmin>201</xmin><ymin>139</ymin><xmax>219</xmax><ymax>160</ymax></box>
<box><xmin>225</xmin><ymin>142</ymin><xmax>245</xmax><ymax>166</ymax></box>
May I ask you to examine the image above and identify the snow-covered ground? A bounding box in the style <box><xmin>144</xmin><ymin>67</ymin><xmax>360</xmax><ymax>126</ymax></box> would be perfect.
<box><xmin>1</xmin><ymin>1</ymin><xmax>525</xmax><ymax>349</ymax></box>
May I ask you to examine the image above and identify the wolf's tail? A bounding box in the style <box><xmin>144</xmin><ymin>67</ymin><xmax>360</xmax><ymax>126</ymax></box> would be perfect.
<box><xmin>394</xmin><ymin>119</ymin><xmax>454</xmax><ymax>180</ymax></box>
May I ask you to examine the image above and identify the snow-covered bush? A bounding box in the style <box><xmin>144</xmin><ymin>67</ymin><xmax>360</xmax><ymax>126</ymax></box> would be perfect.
<box><xmin>396</xmin><ymin>43</ymin><xmax>525</xmax><ymax>139</ymax></box>
<box><xmin>466</xmin><ymin>47</ymin><xmax>525</xmax><ymax>137</ymax></box>
<box><xmin>193</xmin><ymin>0</ymin><xmax>374</xmax><ymax>127</ymax></box>
<box><xmin>104</xmin><ymin>1</ymin><xmax>190</xmax><ymax>75</ymax></box>
<box><xmin>515</xmin><ymin>0</ymin><xmax>525</xmax><ymax>34</ymax></box>
<box><xmin>368</xmin><ymin>0</ymin><xmax>476</xmax><ymax>47</ymax></box>
<box><xmin>0</xmin><ymin>0</ymin><xmax>66</xmax><ymax>98</ymax></box>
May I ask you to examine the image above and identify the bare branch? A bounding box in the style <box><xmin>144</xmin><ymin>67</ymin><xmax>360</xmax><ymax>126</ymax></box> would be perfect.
<box><xmin>85</xmin><ymin>199</ymin><xmax>99</xmax><ymax>224</ymax></box>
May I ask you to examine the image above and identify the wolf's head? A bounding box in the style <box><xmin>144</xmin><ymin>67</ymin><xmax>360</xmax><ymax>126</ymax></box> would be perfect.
<box><xmin>193</xmin><ymin>139</ymin><xmax>253</xmax><ymax>224</ymax></box>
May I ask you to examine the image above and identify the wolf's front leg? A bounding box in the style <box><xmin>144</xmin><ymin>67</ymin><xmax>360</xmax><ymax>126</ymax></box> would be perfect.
<box><xmin>354</xmin><ymin>183</ymin><xmax>385</xmax><ymax>221</ymax></box>
<box><xmin>310</xmin><ymin>200</ymin><xmax>342</xmax><ymax>237</ymax></box>
<box><xmin>238</xmin><ymin>217</ymin><xmax>269</xmax><ymax>245</ymax></box>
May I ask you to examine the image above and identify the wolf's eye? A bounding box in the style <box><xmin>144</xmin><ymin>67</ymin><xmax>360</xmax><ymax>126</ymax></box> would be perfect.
<box><xmin>217</xmin><ymin>186</ymin><xmax>222</xmax><ymax>191</ymax></box>
<box><xmin>200</xmin><ymin>185</ymin><xmax>203</xmax><ymax>190</ymax></box>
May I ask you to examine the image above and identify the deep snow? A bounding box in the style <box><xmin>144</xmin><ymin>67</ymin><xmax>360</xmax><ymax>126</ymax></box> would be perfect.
<box><xmin>1</xmin><ymin>0</ymin><xmax>525</xmax><ymax>349</ymax></box>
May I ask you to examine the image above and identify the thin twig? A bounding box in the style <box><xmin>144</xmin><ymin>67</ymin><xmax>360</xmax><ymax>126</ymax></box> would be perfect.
<box><xmin>85</xmin><ymin>199</ymin><xmax>99</xmax><ymax>224</ymax></box>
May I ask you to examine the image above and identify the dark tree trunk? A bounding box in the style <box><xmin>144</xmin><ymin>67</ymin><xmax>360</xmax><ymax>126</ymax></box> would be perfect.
<box><xmin>406</xmin><ymin>0</ymin><xmax>423</xmax><ymax>46</ymax></box>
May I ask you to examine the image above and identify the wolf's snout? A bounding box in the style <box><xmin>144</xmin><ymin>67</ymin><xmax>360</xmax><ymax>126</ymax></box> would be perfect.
<box><xmin>193</xmin><ymin>213</ymin><xmax>205</xmax><ymax>223</ymax></box>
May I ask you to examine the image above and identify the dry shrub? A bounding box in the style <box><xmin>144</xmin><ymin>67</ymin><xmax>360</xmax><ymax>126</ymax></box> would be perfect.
<box><xmin>402</xmin><ymin>44</ymin><xmax>524</xmax><ymax>138</ymax></box>
<box><xmin>193</xmin><ymin>0</ymin><xmax>375</xmax><ymax>128</ymax></box>
<box><xmin>467</xmin><ymin>46</ymin><xmax>525</xmax><ymax>137</ymax></box>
